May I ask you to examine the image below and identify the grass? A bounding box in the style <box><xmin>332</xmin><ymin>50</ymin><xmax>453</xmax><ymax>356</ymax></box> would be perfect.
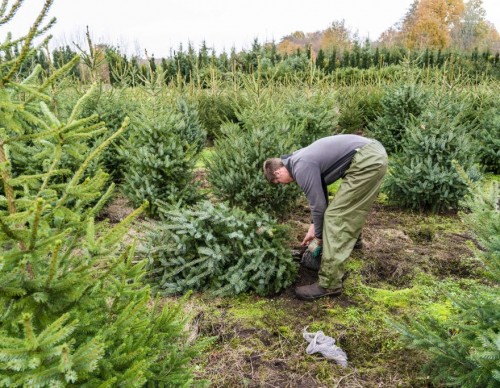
<box><xmin>195</xmin><ymin>147</ymin><xmax>215</xmax><ymax>169</ymax></box>
<box><xmin>149</xmin><ymin>167</ymin><xmax>499</xmax><ymax>386</ymax></box>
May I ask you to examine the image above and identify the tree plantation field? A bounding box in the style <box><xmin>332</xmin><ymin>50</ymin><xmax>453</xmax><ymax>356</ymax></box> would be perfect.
<box><xmin>1</xmin><ymin>1</ymin><xmax>499</xmax><ymax>387</ymax></box>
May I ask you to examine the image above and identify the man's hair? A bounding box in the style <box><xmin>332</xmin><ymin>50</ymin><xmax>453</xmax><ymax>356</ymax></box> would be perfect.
<box><xmin>263</xmin><ymin>158</ymin><xmax>284</xmax><ymax>182</ymax></box>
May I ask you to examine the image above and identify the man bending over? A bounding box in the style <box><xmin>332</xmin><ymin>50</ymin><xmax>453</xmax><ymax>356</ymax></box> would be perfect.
<box><xmin>263</xmin><ymin>134</ymin><xmax>388</xmax><ymax>301</ymax></box>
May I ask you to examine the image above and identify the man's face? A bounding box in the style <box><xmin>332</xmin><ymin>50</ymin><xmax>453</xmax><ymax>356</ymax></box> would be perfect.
<box><xmin>273</xmin><ymin>167</ymin><xmax>293</xmax><ymax>184</ymax></box>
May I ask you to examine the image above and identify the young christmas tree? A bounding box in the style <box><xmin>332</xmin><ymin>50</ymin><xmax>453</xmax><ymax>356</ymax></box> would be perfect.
<box><xmin>175</xmin><ymin>98</ymin><xmax>207</xmax><ymax>154</ymax></box>
<box><xmin>367</xmin><ymin>83</ymin><xmax>428</xmax><ymax>154</ymax></box>
<box><xmin>392</xmin><ymin>171</ymin><xmax>500</xmax><ymax>387</ymax></box>
<box><xmin>476</xmin><ymin>98</ymin><xmax>500</xmax><ymax>174</ymax></box>
<box><xmin>207</xmin><ymin>123</ymin><xmax>302</xmax><ymax>216</ymax></box>
<box><xmin>206</xmin><ymin>78</ymin><xmax>338</xmax><ymax>216</ymax></box>
<box><xmin>120</xmin><ymin>69</ymin><xmax>203</xmax><ymax>217</ymax></box>
<box><xmin>385</xmin><ymin>93</ymin><xmax>478</xmax><ymax>212</ymax></box>
<box><xmin>0</xmin><ymin>2</ymin><xmax>205</xmax><ymax>386</ymax></box>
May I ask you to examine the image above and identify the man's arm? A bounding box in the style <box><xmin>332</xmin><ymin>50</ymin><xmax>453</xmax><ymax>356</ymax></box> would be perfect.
<box><xmin>294</xmin><ymin>162</ymin><xmax>327</xmax><ymax>239</ymax></box>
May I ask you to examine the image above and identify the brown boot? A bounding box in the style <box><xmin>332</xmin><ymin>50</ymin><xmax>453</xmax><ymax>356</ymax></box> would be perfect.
<box><xmin>295</xmin><ymin>282</ymin><xmax>342</xmax><ymax>301</ymax></box>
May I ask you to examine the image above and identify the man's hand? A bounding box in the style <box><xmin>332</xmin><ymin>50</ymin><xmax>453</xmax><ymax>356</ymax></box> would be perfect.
<box><xmin>307</xmin><ymin>237</ymin><xmax>323</xmax><ymax>257</ymax></box>
<box><xmin>301</xmin><ymin>223</ymin><xmax>315</xmax><ymax>246</ymax></box>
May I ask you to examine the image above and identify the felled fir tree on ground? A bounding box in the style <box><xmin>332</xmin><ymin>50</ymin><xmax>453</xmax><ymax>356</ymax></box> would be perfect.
<box><xmin>0</xmin><ymin>1</ymin><xmax>204</xmax><ymax>386</ymax></box>
<box><xmin>145</xmin><ymin>201</ymin><xmax>297</xmax><ymax>296</ymax></box>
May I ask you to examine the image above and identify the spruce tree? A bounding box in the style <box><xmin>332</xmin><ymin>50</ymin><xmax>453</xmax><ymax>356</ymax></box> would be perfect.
<box><xmin>284</xmin><ymin>88</ymin><xmax>339</xmax><ymax>148</ymax></box>
<box><xmin>120</xmin><ymin>71</ymin><xmax>202</xmax><ymax>217</ymax></box>
<box><xmin>175</xmin><ymin>98</ymin><xmax>207</xmax><ymax>153</ymax></box>
<box><xmin>207</xmin><ymin>123</ymin><xmax>302</xmax><ymax>216</ymax></box>
<box><xmin>315</xmin><ymin>49</ymin><xmax>326</xmax><ymax>70</ymax></box>
<box><xmin>392</xmin><ymin>175</ymin><xmax>500</xmax><ymax>387</ymax></box>
<box><xmin>476</xmin><ymin>103</ymin><xmax>500</xmax><ymax>174</ymax></box>
<box><xmin>0</xmin><ymin>2</ymin><xmax>204</xmax><ymax>386</ymax></box>
<box><xmin>206</xmin><ymin>79</ymin><xmax>337</xmax><ymax>216</ymax></box>
<box><xmin>367</xmin><ymin>83</ymin><xmax>428</xmax><ymax>154</ymax></box>
<box><xmin>385</xmin><ymin>95</ymin><xmax>477</xmax><ymax>212</ymax></box>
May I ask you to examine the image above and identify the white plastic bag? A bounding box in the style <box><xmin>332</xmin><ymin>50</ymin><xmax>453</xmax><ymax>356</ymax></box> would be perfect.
<box><xmin>303</xmin><ymin>329</ymin><xmax>348</xmax><ymax>367</ymax></box>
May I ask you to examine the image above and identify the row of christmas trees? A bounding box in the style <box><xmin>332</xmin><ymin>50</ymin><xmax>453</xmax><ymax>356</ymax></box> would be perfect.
<box><xmin>13</xmin><ymin>36</ymin><xmax>500</xmax><ymax>87</ymax></box>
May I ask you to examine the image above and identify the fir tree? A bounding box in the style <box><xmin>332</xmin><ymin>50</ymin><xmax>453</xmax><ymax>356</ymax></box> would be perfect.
<box><xmin>476</xmin><ymin>103</ymin><xmax>500</xmax><ymax>174</ymax></box>
<box><xmin>145</xmin><ymin>201</ymin><xmax>297</xmax><ymax>296</ymax></box>
<box><xmin>327</xmin><ymin>49</ymin><xmax>337</xmax><ymax>73</ymax></box>
<box><xmin>207</xmin><ymin>123</ymin><xmax>302</xmax><ymax>216</ymax></box>
<box><xmin>284</xmin><ymin>88</ymin><xmax>339</xmax><ymax>148</ymax></box>
<box><xmin>89</xmin><ymin>87</ymin><xmax>140</xmax><ymax>183</ymax></box>
<box><xmin>0</xmin><ymin>2</ymin><xmax>205</xmax><ymax>385</ymax></box>
<box><xmin>385</xmin><ymin>95</ymin><xmax>477</xmax><ymax>212</ymax></box>
<box><xmin>367</xmin><ymin>83</ymin><xmax>428</xmax><ymax>154</ymax></box>
<box><xmin>175</xmin><ymin>98</ymin><xmax>207</xmax><ymax>153</ymax></box>
<box><xmin>392</xmin><ymin>174</ymin><xmax>500</xmax><ymax>387</ymax></box>
<box><xmin>315</xmin><ymin>48</ymin><xmax>326</xmax><ymax>70</ymax></box>
<box><xmin>52</xmin><ymin>45</ymin><xmax>80</xmax><ymax>78</ymax></box>
<box><xmin>120</xmin><ymin>70</ymin><xmax>202</xmax><ymax>216</ymax></box>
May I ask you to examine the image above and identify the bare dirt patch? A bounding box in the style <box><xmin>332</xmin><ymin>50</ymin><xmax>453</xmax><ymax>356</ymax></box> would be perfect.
<box><xmin>98</xmin><ymin>193</ymin><xmax>136</xmax><ymax>223</ymax></box>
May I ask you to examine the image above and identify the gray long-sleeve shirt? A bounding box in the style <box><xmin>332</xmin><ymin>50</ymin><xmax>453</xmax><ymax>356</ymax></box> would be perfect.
<box><xmin>282</xmin><ymin>135</ymin><xmax>371</xmax><ymax>239</ymax></box>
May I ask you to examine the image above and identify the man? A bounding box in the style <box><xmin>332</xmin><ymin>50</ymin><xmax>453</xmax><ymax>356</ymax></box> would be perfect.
<box><xmin>263</xmin><ymin>134</ymin><xmax>388</xmax><ymax>301</ymax></box>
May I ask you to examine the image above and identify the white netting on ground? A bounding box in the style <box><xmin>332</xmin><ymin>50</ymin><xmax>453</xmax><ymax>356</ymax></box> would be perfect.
<box><xmin>303</xmin><ymin>329</ymin><xmax>348</xmax><ymax>367</ymax></box>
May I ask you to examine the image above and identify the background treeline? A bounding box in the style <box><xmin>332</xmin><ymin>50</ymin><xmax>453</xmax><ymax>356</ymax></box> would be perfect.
<box><xmin>6</xmin><ymin>0</ymin><xmax>500</xmax><ymax>86</ymax></box>
<box><xmin>12</xmin><ymin>38</ymin><xmax>500</xmax><ymax>87</ymax></box>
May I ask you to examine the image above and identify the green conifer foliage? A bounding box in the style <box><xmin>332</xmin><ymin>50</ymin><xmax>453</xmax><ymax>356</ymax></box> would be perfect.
<box><xmin>121</xmin><ymin>98</ymin><xmax>202</xmax><ymax>217</ymax></box>
<box><xmin>477</xmin><ymin>105</ymin><xmax>500</xmax><ymax>174</ymax></box>
<box><xmin>175</xmin><ymin>98</ymin><xmax>207</xmax><ymax>153</ymax></box>
<box><xmin>0</xmin><ymin>2</ymin><xmax>204</xmax><ymax>385</ymax></box>
<box><xmin>284</xmin><ymin>88</ymin><xmax>339</xmax><ymax>147</ymax></box>
<box><xmin>392</xmin><ymin>178</ymin><xmax>500</xmax><ymax>387</ymax></box>
<box><xmin>205</xmin><ymin>80</ymin><xmax>315</xmax><ymax>216</ymax></box>
<box><xmin>196</xmin><ymin>90</ymin><xmax>239</xmax><ymax>141</ymax></box>
<box><xmin>145</xmin><ymin>201</ymin><xmax>297</xmax><ymax>296</ymax></box>
<box><xmin>94</xmin><ymin>89</ymin><xmax>139</xmax><ymax>183</ymax></box>
<box><xmin>368</xmin><ymin>84</ymin><xmax>428</xmax><ymax>154</ymax></box>
<box><xmin>206</xmin><ymin>123</ymin><xmax>302</xmax><ymax>216</ymax></box>
<box><xmin>385</xmin><ymin>97</ymin><xmax>477</xmax><ymax>212</ymax></box>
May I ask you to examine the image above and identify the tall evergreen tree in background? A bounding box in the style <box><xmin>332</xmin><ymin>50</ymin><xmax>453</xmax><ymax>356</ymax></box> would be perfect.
<box><xmin>0</xmin><ymin>1</ymin><xmax>204</xmax><ymax>386</ymax></box>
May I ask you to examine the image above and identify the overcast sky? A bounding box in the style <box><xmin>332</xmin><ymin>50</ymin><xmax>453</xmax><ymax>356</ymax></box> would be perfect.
<box><xmin>4</xmin><ymin>0</ymin><xmax>500</xmax><ymax>57</ymax></box>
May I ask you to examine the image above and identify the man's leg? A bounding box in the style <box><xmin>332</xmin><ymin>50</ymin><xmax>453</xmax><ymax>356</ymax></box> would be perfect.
<box><xmin>318</xmin><ymin>141</ymin><xmax>388</xmax><ymax>289</ymax></box>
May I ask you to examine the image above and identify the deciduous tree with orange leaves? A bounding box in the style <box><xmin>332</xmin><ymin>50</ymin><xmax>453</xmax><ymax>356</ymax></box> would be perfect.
<box><xmin>403</xmin><ymin>0</ymin><xmax>465</xmax><ymax>49</ymax></box>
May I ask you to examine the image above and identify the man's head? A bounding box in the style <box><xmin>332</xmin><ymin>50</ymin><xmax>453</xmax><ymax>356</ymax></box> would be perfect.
<box><xmin>263</xmin><ymin>158</ymin><xmax>294</xmax><ymax>184</ymax></box>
